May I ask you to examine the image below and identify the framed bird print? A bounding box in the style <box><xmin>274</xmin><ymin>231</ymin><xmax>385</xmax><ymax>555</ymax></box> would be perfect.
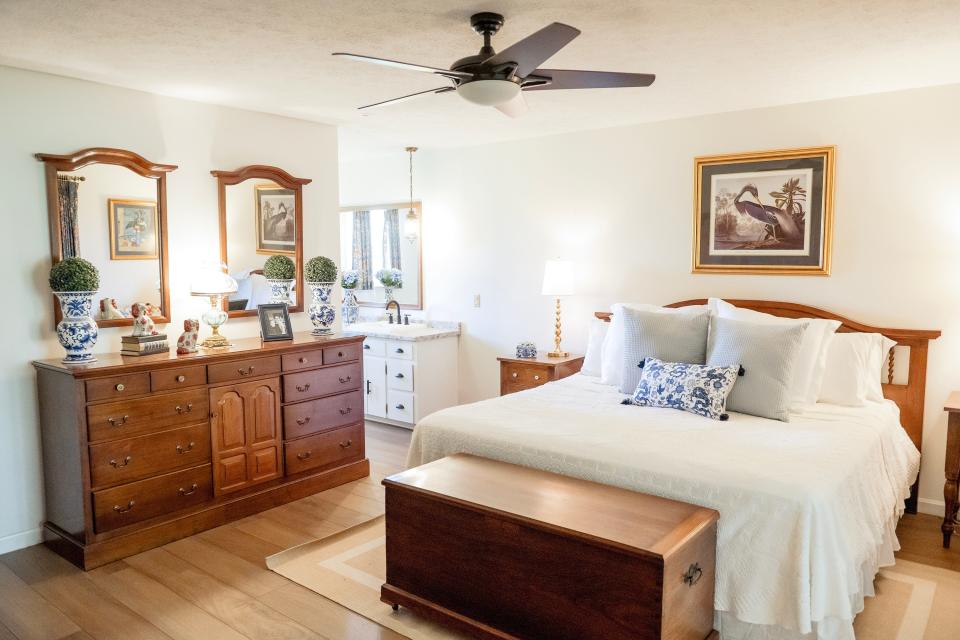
<box><xmin>108</xmin><ymin>199</ymin><xmax>159</xmax><ymax>260</ymax></box>
<box><xmin>255</xmin><ymin>183</ymin><xmax>297</xmax><ymax>255</ymax></box>
<box><xmin>692</xmin><ymin>146</ymin><xmax>835</xmax><ymax>275</ymax></box>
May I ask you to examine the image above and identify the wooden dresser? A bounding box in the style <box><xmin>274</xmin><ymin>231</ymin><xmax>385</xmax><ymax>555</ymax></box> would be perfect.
<box><xmin>33</xmin><ymin>332</ymin><xmax>368</xmax><ymax>569</ymax></box>
<box><xmin>498</xmin><ymin>353</ymin><xmax>584</xmax><ymax>395</ymax></box>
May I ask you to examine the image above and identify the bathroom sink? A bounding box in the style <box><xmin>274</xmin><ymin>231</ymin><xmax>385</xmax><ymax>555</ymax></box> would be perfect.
<box><xmin>343</xmin><ymin>321</ymin><xmax>437</xmax><ymax>338</ymax></box>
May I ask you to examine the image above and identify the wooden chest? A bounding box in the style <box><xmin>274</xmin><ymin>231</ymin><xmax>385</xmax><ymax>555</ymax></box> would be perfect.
<box><xmin>382</xmin><ymin>454</ymin><xmax>718</xmax><ymax>640</ymax></box>
<box><xmin>33</xmin><ymin>332</ymin><xmax>369</xmax><ymax>569</ymax></box>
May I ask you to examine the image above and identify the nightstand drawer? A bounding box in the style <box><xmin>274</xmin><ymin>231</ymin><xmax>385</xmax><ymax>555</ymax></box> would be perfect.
<box><xmin>503</xmin><ymin>364</ymin><xmax>551</xmax><ymax>388</ymax></box>
<box><xmin>387</xmin><ymin>360</ymin><xmax>414</xmax><ymax>392</ymax></box>
<box><xmin>497</xmin><ymin>354</ymin><xmax>584</xmax><ymax>397</ymax></box>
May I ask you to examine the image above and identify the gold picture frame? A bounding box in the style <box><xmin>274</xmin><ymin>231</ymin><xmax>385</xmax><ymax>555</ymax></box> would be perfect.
<box><xmin>255</xmin><ymin>182</ymin><xmax>296</xmax><ymax>255</ymax></box>
<box><xmin>692</xmin><ymin>146</ymin><xmax>835</xmax><ymax>275</ymax></box>
<box><xmin>108</xmin><ymin>198</ymin><xmax>159</xmax><ymax>260</ymax></box>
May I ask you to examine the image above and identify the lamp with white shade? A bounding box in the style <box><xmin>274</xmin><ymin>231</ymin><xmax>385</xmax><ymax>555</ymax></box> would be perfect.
<box><xmin>542</xmin><ymin>259</ymin><xmax>573</xmax><ymax>358</ymax></box>
<box><xmin>191</xmin><ymin>263</ymin><xmax>238</xmax><ymax>348</ymax></box>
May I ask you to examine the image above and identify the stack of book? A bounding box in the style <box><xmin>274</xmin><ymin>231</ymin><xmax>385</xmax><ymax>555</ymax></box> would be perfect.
<box><xmin>120</xmin><ymin>333</ymin><xmax>169</xmax><ymax>356</ymax></box>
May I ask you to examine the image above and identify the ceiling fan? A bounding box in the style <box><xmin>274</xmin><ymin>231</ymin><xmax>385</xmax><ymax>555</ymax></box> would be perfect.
<box><xmin>333</xmin><ymin>12</ymin><xmax>655</xmax><ymax>117</ymax></box>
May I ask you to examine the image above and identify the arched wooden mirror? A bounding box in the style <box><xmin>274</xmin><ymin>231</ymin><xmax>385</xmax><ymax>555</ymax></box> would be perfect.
<box><xmin>36</xmin><ymin>148</ymin><xmax>176</xmax><ymax>328</ymax></box>
<box><xmin>211</xmin><ymin>165</ymin><xmax>311</xmax><ymax>318</ymax></box>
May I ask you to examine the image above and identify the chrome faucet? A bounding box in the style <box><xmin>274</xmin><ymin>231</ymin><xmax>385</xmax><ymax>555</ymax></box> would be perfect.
<box><xmin>385</xmin><ymin>299</ymin><xmax>401</xmax><ymax>324</ymax></box>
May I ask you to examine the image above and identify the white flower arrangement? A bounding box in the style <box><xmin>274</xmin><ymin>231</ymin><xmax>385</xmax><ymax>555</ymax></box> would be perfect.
<box><xmin>376</xmin><ymin>268</ymin><xmax>403</xmax><ymax>288</ymax></box>
<box><xmin>341</xmin><ymin>270</ymin><xmax>360</xmax><ymax>289</ymax></box>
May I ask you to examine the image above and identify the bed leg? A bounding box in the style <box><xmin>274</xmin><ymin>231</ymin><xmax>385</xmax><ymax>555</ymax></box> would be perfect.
<box><xmin>904</xmin><ymin>480</ymin><xmax>919</xmax><ymax>515</ymax></box>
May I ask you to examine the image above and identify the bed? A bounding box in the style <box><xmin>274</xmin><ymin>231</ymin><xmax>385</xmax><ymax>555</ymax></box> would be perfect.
<box><xmin>406</xmin><ymin>299</ymin><xmax>940</xmax><ymax>640</ymax></box>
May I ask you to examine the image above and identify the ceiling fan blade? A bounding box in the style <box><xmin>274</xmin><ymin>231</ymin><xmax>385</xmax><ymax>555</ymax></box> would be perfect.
<box><xmin>482</xmin><ymin>23</ymin><xmax>581</xmax><ymax>78</ymax></box>
<box><xmin>333</xmin><ymin>53</ymin><xmax>472</xmax><ymax>80</ymax></box>
<box><xmin>494</xmin><ymin>93</ymin><xmax>528</xmax><ymax>118</ymax></box>
<box><xmin>359</xmin><ymin>86</ymin><xmax>454</xmax><ymax>111</ymax></box>
<box><xmin>524</xmin><ymin>69</ymin><xmax>655</xmax><ymax>91</ymax></box>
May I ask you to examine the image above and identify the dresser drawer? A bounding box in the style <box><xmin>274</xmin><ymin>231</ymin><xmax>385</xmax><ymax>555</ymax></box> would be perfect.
<box><xmin>88</xmin><ymin>423</ymin><xmax>211</xmax><ymax>490</ymax></box>
<box><xmin>207</xmin><ymin>356</ymin><xmax>281</xmax><ymax>384</ymax></box>
<box><xmin>150</xmin><ymin>365</ymin><xmax>207</xmax><ymax>392</ymax></box>
<box><xmin>387</xmin><ymin>390</ymin><xmax>414</xmax><ymax>423</ymax></box>
<box><xmin>284</xmin><ymin>423</ymin><xmax>363</xmax><ymax>475</ymax></box>
<box><xmin>85</xmin><ymin>373</ymin><xmax>150</xmax><ymax>402</ymax></box>
<box><xmin>386</xmin><ymin>340</ymin><xmax>414</xmax><ymax>360</ymax></box>
<box><xmin>362</xmin><ymin>337</ymin><xmax>386</xmax><ymax>357</ymax></box>
<box><xmin>93</xmin><ymin>464</ymin><xmax>212</xmax><ymax>533</ymax></box>
<box><xmin>283</xmin><ymin>390</ymin><xmax>363</xmax><ymax>440</ymax></box>
<box><xmin>87</xmin><ymin>388</ymin><xmax>209</xmax><ymax>443</ymax></box>
<box><xmin>323</xmin><ymin>343</ymin><xmax>360</xmax><ymax>365</ymax></box>
<box><xmin>282</xmin><ymin>362</ymin><xmax>362</xmax><ymax>403</ymax></box>
<box><xmin>387</xmin><ymin>360</ymin><xmax>414</xmax><ymax>392</ymax></box>
<box><xmin>281</xmin><ymin>349</ymin><xmax>324</xmax><ymax>372</ymax></box>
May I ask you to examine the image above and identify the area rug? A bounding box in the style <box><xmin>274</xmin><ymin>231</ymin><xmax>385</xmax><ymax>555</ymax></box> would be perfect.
<box><xmin>266</xmin><ymin>516</ymin><xmax>960</xmax><ymax>640</ymax></box>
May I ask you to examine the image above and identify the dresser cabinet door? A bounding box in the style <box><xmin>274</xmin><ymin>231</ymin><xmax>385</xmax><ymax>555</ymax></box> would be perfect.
<box><xmin>210</xmin><ymin>378</ymin><xmax>282</xmax><ymax>495</ymax></box>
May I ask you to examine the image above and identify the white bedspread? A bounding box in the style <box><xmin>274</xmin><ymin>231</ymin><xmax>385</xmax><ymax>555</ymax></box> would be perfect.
<box><xmin>407</xmin><ymin>374</ymin><xmax>920</xmax><ymax>640</ymax></box>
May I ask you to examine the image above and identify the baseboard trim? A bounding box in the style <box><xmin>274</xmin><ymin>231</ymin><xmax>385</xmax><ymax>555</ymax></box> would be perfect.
<box><xmin>0</xmin><ymin>527</ymin><xmax>43</xmax><ymax>554</ymax></box>
<box><xmin>917</xmin><ymin>498</ymin><xmax>945</xmax><ymax>518</ymax></box>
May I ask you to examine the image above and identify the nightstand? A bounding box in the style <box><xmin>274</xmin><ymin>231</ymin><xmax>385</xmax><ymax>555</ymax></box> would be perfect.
<box><xmin>943</xmin><ymin>392</ymin><xmax>960</xmax><ymax>547</ymax></box>
<box><xmin>497</xmin><ymin>353</ymin><xmax>584</xmax><ymax>396</ymax></box>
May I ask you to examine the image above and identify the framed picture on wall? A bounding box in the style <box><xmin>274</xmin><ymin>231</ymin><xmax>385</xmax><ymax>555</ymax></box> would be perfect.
<box><xmin>108</xmin><ymin>199</ymin><xmax>159</xmax><ymax>260</ymax></box>
<box><xmin>257</xmin><ymin>303</ymin><xmax>293</xmax><ymax>341</ymax></box>
<box><xmin>693</xmin><ymin>146</ymin><xmax>835</xmax><ymax>275</ymax></box>
<box><xmin>255</xmin><ymin>183</ymin><xmax>296</xmax><ymax>255</ymax></box>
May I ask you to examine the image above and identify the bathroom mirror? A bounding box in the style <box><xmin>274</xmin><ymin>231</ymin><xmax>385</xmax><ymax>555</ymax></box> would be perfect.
<box><xmin>212</xmin><ymin>165</ymin><xmax>310</xmax><ymax>318</ymax></box>
<box><xmin>36</xmin><ymin>148</ymin><xmax>176</xmax><ymax>328</ymax></box>
<box><xmin>339</xmin><ymin>202</ymin><xmax>422</xmax><ymax>310</ymax></box>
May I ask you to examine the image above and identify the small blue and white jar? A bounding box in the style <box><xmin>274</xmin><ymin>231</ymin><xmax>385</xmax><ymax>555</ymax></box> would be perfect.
<box><xmin>516</xmin><ymin>342</ymin><xmax>537</xmax><ymax>359</ymax></box>
<box><xmin>308</xmin><ymin>281</ymin><xmax>336</xmax><ymax>335</ymax></box>
<box><xmin>55</xmin><ymin>291</ymin><xmax>99</xmax><ymax>364</ymax></box>
<box><xmin>341</xmin><ymin>289</ymin><xmax>359</xmax><ymax>325</ymax></box>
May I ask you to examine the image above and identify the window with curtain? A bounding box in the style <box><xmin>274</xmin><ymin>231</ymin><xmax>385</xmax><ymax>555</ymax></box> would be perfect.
<box><xmin>351</xmin><ymin>210</ymin><xmax>372</xmax><ymax>289</ymax></box>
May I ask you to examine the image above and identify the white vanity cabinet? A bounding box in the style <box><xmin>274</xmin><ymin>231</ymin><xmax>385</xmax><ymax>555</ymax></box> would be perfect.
<box><xmin>360</xmin><ymin>332</ymin><xmax>459</xmax><ymax>429</ymax></box>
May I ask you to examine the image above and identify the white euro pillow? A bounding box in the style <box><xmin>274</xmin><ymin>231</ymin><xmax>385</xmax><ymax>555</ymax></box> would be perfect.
<box><xmin>581</xmin><ymin>317</ymin><xmax>608</xmax><ymax>377</ymax></box>
<box><xmin>816</xmin><ymin>332</ymin><xmax>896</xmax><ymax>406</ymax></box>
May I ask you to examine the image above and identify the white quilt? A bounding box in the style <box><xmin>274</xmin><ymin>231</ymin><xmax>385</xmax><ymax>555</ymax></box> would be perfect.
<box><xmin>407</xmin><ymin>374</ymin><xmax>920</xmax><ymax>640</ymax></box>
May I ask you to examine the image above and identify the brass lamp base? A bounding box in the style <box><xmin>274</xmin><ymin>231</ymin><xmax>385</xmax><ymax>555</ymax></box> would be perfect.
<box><xmin>549</xmin><ymin>297</ymin><xmax>567</xmax><ymax>359</ymax></box>
<box><xmin>548</xmin><ymin>350</ymin><xmax>569</xmax><ymax>358</ymax></box>
<box><xmin>201</xmin><ymin>324</ymin><xmax>230</xmax><ymax>349</ymax></box>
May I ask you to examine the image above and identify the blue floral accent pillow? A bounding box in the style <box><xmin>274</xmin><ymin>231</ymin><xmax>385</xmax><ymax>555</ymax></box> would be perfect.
<box><xmin>626</xmin><ymin>357</ymin><xmax>740</xmax><ymax>421</ymax></box>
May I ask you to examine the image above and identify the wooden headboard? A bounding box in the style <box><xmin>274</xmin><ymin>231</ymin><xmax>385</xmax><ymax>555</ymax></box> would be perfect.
<box><xmin>595</xmin><ymin>299</ymin><xmax>941</xmax><ymax>456</ymax></box>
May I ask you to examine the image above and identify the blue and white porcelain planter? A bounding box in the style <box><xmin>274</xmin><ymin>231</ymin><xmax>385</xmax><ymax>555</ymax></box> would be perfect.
<box><xmin>341</xmin><ymin>289</ymin><xmax>359</xmax><ymax>325</ymax></box>
<box><xmin>266</xmin><ymin>278</ymin><xmax>295</xmax><ymax>305</ymax></box>
<box><xmin>55</xmin><ymin>291</ymin><xmax>99</xmax><ymax>364</ymax></box>
<box><xmin>308</xmin><ymin>282</ymin><xmax>336</xmax><ymax>335</ymax></box>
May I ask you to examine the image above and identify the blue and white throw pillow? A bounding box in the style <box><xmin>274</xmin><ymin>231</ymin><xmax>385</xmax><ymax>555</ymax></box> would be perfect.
<box><xmin>627</xmin><ymin>357</ymin><xmax>741</xmax><ymax>421</ymax></box>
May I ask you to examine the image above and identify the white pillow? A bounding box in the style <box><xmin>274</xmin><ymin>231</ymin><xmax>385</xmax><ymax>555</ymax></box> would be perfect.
<box><xmin>581</xmin><ymin>318</ymin><xmax>608</xmax><ymax>377</ymax></box>
<box><xmin>817</xmin><ymin>332</ymin><xmax>897</xmax><ymax>405</ymax></box>
<box><xmin>708</xmin><ymin>299</ymin><xmax>840</xmax><ymax>409</ymax></box>
<box><xmin>599</xmin><ymin>302</ymin><xmax>708</xmax><ymax>387</ymax></box>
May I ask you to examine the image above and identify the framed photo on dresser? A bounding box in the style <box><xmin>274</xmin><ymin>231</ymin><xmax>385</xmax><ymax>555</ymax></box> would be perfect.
<box><xmin>257</xmin><ymin>303</ymin><xmax>293</xmax><ymax>341</ymax></box>
<box><xmin>693</xmin><ymin>146</ymin><xmax>835</xmax><ymax>275</ymax></box>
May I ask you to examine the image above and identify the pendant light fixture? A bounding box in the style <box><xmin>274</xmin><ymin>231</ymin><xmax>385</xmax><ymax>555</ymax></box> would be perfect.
<box><xmin>404</xmin><ymin>146</ymin><xmax>419</xmax><ymax>241</ymax></box>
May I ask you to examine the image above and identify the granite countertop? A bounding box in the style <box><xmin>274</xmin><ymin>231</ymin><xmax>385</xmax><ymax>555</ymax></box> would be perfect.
<box><xmin>342</xmin><ymin>321</ymin><xmax>460</xmax><ymax>342</ymax></box>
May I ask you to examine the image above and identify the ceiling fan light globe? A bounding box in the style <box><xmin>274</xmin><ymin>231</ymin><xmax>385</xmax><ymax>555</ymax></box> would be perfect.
<box><xmin>456</xmin><ymin>80</ymin><xmax>521</xmax><ymax>106</ymax></box>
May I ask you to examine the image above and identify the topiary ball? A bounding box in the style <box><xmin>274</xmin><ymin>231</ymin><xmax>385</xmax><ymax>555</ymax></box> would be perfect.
<box><xmin>49</xmin><ymin>257</ymin><xmax>100</xmax><ymax>292</ymax></box>
<box><xmin>305</xmin><ymin>256</ymin><xmax>337</xmax><ymax>283</ymax></box>
<box><xmin>263</xmin><ymin>255</ymin><xmax>296</xmax><ymax>280</ymax></box>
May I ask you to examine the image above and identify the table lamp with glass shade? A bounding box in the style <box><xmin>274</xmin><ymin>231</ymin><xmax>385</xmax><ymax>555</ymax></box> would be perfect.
<box><xmin>191</xmin><ymin>263</ymin><xmax>238</xmax><ymax>348</ymax></box>
<box><xmin>542</xmin><ymin>259</ymin><xmax>573</xmax><ymax>358</ymax></box>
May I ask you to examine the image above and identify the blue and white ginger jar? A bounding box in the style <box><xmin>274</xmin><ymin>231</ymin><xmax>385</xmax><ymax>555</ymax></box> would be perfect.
<box><xmin>55</xmin><ymin>291</ymin><xmax>99</xmax><ymax>364</ymax></box>
<box><xmin>308</xmin><ymin>282</ymin><xmax>336</xmax><ymax>335</ymax></box>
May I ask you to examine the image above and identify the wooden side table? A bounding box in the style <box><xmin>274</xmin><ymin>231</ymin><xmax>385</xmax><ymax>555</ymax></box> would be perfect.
<box><xmin>943</xmin><ymin>393</ymin><xmax>960</xmax><ymax>547</ymax></box>
<box><xmin>498</xmin><ymin>353</ymin><xmax>583</xmax><ymax>396</ymax></box>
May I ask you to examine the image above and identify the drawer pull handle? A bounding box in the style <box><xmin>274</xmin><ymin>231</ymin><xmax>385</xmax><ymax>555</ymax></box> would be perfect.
<box><xmin>533</xmin><ymin>375</ymin><xmax>540</xmax><ymax>381</ymax></box>
<box><xmin>366</xmin><ymin>380</ymin><xmax>372</xmax><ymax>394</ymax></box>
<box><xmin>296</xmin><ymin>383</ymin><xmax>311</xmax><ymax>393</ymax></box>
<box><xmin>511</xmin><ymin>372</ymin><xmax>518</xmax><ymax>378</ymax></box>
<box><xmin>395</xmin><ymin>404</ymin><xmax>405</xmax><ymax>410</ymax></box>
<box><xmin>339</xmin><ymin>376</ymin><xmax>352</xmax><ymax>384</ymax></box>
<box><xmin>107</xmin><ymin>415</ymin><xmax>129</xmax><ymax>427</ymax></box>
<box><xmin>176</xmin><ymin>374</ymin><xmax>186</xmax><ymax>383</ymax></box>
<box><xmin>299</xmin><ymin>356</ymin><xmax>308</xmax><ymax>364</ymax></box>
<box><xmin>297</xmin><ymin>451</ymin><xmax>312</xmax><ymax>460</ymax></box>
<box><xmin>339</xmin><ymin>439</ymin><xmax>353</xmax><ymax>449</ymax></box>
<box><xmin>175</xmin><ymin>403</ymin><xmax>194</xmax><ymax>414</ymax></box>
<box><xmin>682</xmin><ymin>563</ymin><xmax>703</xmax><ymax>587</ymax></box>
<box><xmin>337</xmin><ymin>351</ymin><xmax>344</xmax><ymax>357</ymax></box>
<box><xmin>363</xmin><ymin>344</ymin><xmax>371</xmax><ymax>350</ymax></box>
<box><xmin>179</xmin><ymin>483</ymin><xmax>199</xmax><ymax>496</ymax></box>
<box><xmin>238</xmin><ymin>366</ymin><xmax>254</xmax><ymax>376</ymax></box>
<box><xmin>109</xmin><ymin>456</ymin><xmax>132</xmax><ymax>468</ymax></box>
<box><xmin>395</xmin><ymin>348</ymin><xmax>404</xmax><ymax>354</ymax></box>
<box><xmin>176</xmin><ymin>442</ymin><xmax>195</xmax><ymax>454</ymax></box>
<box><xmin>296</xmin><ymin>416</ymin><xmax>311</xmax><ymax>425</ymax></box>
<box><xmin>339</xmin><ymin>407</ymin><xmax>352</xmax><ymax>415</ymax></box>
<box><xmin>113</xmin><ymin>501</ymin><xmax>135</xmax><ymax>514</ymax></box>
<box><xmin>394</xmin><ymin>373</ymin><xmax>404</xmax><ymax>379</ymax></box>
<box><xmin>115</xmin><ymin>383</ymin><xmax>125</xmax><ymax>391</ymax></box>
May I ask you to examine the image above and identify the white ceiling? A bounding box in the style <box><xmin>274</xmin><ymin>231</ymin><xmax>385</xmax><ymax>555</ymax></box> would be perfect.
<box><xmin>3</xmin><ymin>0</ymin><xmax>959</xmax><ymax>157</ymax></box>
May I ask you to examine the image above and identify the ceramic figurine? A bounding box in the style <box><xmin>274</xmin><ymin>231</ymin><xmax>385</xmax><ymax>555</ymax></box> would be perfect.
<box><xmin>131</xmin><ymin>302</ymin><xmax>157</xmax><ymax>337</ymax></box>
<box><xmin>516</xmin><ymin>342</ymin><xmax>537</xmax><ymax>359</ymax></box>
<box><xmin>98</xmin><ymin>297</ymin><xmax>126</xmax><ymax>320</ymax></box>
<box><xmin>176</xmin><ymin>318</ymin><xmax>200</xmax><ymax>354</ymax></box>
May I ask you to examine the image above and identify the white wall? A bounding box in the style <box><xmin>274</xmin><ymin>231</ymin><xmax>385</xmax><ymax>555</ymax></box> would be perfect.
<box><xmin>341</xmin><ymin>82</ymin><xmax>960</xmax><ymax>517</ymax></box>
<box><xmin>0</xmin><ymin>66</ymin><xmax>340</xmax><ymax>553</ymax></box>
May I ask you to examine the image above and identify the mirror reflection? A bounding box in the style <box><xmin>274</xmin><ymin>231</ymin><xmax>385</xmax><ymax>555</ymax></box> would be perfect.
<box><xmin>339</xmin><ymin>203</ymin><xmax>422</xmax><ymax>309</ymax></box>
<box><xmin>58</xmin><ymin>164</ymin><xmax>164</xmax><ymax>321</ymax></box>
<box><xmin>225</xmin><ymin>180</ymin><xmax>298</xmax><ymax>311</ymax></box>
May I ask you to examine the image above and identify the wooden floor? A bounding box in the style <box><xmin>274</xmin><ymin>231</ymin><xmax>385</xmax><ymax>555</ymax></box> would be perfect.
<box><xmin>0</xmin><ymin>421</ymin><xmax>958</xmax><ymax>640</ymax></box>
